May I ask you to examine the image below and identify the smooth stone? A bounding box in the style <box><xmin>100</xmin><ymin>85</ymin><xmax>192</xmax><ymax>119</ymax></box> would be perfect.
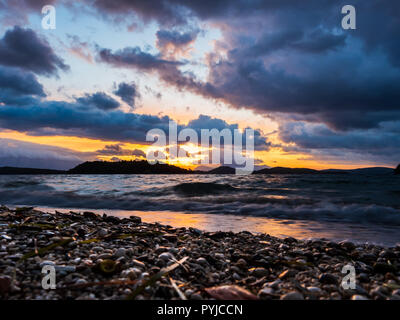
<box><xmin>319</xmin><ymin>273</ymin><xmax>338</xmax><ymax>284</ymax></box>
<box><xmin>40</xmin><ymin>260</ymin><xmax>55</xmax><ymax>267</ymax></box>
<box><xmin>75</xmin><ymin>278</ymin><xmax>87</xmax><ymax>285</ymax></box>
<box><xmin>132</xmin><ymin>259</ymin><xmax>145</xmax><ymax>268</ymax></box>
<box><xmin>280</xmin><ymin>291</ymin><xmax>304</xmax><ymax>300</ymax></box>
<box><xmin>97</xmin><ymin>253</ymin><xmax>112</xmax><ymax>260</ymax></box>
<box><xmin>114</xmin><ymin>248</ymin><xmax>126</xmax><ymax>258</ymax></box>
<box><xmin>279</xmin><ymin>269</ymin><xmax>296</xmax><ymax>279</ymax></box>
<box><xmin>196</xmin><ymin>257</ymin><xmax>208</xmax><ymax>265</ymax></box>
<box><xmin>232</xmin><ymin>273</ymin><xmax>241</xmax><ymax>281</ymax></box>
<box><xmin>249</xmin><ymin>267</ymin><xmax>268</xmax><ymax>278</ymax></box>
<box><xmin>264</xmin><ymin>279</ymin><xmax>282</xmax><ymax>289</ymax></box>
<box><xmin>307</xmin><ymin>286</ymin><xmax>322</xmax><ymax>294</ymax></box>
<box><xmin>159</xmin><ymin>252</ymin><xmax>173</xmax><ymax>261</ymax></box>
<box><xmin>98</xmin><ymin>229</ymin><xmax>108</xmax><ymax>237</ymax></box>
<box><xmin>55</xmin><ymin>265</ymin><xmax>76</xmax><ymax>272</ymax></box>
<box><xmin>258</xmin><ymin>287</ymin><xmax>274</xmax><ymax>297</ymax></box>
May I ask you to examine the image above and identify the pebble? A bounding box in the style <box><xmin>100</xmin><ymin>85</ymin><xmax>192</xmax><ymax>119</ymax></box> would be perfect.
<box><xmin>114</xmin><ymin>248</ymin><xmax>126</xmax><ymax>258</ymax></box>
<box><xmin>196</xmin><ymin>257</ymin><xmax>208</xmax><ymax>265</ymax></box>
<box><xmin>307</xmin><ymin>287</ymin><xmax>322</xmax><ymax>294</ymax></box>
<box><xmin>319</xmin><ymin>273</ymin><xmax>338</xmax><ymax>284</ymax></box>
<box><xmin>97</xmin><ymin>229</ymin><xmax>108</xmax><ymax>237</ymax></box>
<box><xmin>264</xmin><ymin>279</ymin><xmax>282</xmax><ymax>289</ymax></box>
<box><xmin>258</xmin><ymin>287</ymin><xmax>274</xmax><ymax>297</ymax></box>
<box><xmin>279</xmin><ymin>269</ymin><xmax>296</xmax><ymax>279</ymax></box>
<box><xmin>280</xmin><ymin>291</ymin><xmax>304</xmax><ymax>300</ymax></box>
<box><xmin>97</xmin><ymin>253</ymin><xmax>112</xmax><ymax>260</ymax></box>
<box><xmin>75</xmin><ymin>278</ymin><xmax>87</xmax><ymax>285</ymax></box>
<box><xmin>40</xmin><ymin>260</ymin><xmax>55</xmax><ymax>267</ymax></box>
<box><xmin>249</xmin><ymin>267</ymin><xmax>268</xmax><ymax>278</ymax></box>
<box><xmin>159</xmin><ymin>252</ymin><xmax>173</xmax><ymax>261</ymax></box>
<box><xmin>132</xmin><ymin>259</ymin><xmax>145</xmax><ymax>268</ymax></box>
<box><xmin>1</xmin><ymin>206</ymin><xmax>399</xmax><ymax>301</ymax></box>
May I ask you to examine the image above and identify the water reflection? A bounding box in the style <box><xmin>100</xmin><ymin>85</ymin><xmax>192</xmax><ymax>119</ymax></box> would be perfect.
<box><xmin>39</xmin><ymin>207</ymin><xmax>400</xmax><ymax>247</ymax></box>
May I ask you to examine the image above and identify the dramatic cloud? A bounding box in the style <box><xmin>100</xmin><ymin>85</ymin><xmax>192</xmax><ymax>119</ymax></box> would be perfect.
<box><xmin>0</xmin><ymin>89</ymin><xmax>270</xmax><ymax>149</ymax></box>
<box><xmin>95</xmin><ymin>2</ymin><xmax>400</xmax><ymax>131</ymax></box>
<box><xmin>156</xmin><ymin>29</ymin><xmax>198</xmax><ymax>58</ymax></box>
<box><xmin>1</xmin><ymin>0</ymin><xmax>399</xmax><ymax>168</ymax></box>
<box><xmin>0</xmin><ymin>66</ymin><xmax>45</xmax><ymax>106</ymax></box>
<box><xmin>187</xmin><ymin>115</ymin><xmax>270</xmax><ymax>151</ymax></box>
<box><xmin>113</xmin><ymin>82</ymin><xmax>139</xmax><ymax>108</ymax></box>
<box><xmin>278</xmin><ymin>121</ymin><xmax>400</xmax><ymax>166</ymax></box>
<box><xmin>97</xmin><ymin>46</ymin><xmax>212</xmax><ymax>97</ymax></box>
<box><xmin>0</xmin><ymin>26</ymin><xmax>69</xmax><ymax>76</ymax></box>
<box><xmin>76</xmin><ymin>92</ymin><xmax>120</xmax><ymax>111</ymax></box>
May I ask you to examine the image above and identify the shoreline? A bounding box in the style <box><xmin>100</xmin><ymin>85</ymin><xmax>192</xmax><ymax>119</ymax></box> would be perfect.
<box><xmin>1</xmin><ymin>207</ymin><xmax>400</xmax><ymax>300</ymax></box>
<box><xmin>12</xmin><ymin>206</ymin><xmax>400</xmax><ymax>247</ymax></box>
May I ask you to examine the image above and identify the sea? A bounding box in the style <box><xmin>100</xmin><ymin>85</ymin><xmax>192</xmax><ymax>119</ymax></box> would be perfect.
<box><xmin>1</xmin><ymin>173</ymin><xmax>399</xmax><ymax>246</ymax></box>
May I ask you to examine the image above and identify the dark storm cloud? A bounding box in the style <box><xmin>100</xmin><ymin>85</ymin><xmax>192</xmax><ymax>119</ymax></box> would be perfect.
<box><xmin>0</xmin><ymin>66</ymin><xmax>45</xmax><ymax>97</ymax></box>
<box><xmin>5</xmin><ymin>0</ymin><xmax>57</xmax><ymax>10</ymax></box>
<box><xmin>248</xmin><ymin>28</ymin><xmax>347</xmax><ymax>57</ymax></box>
<box><xmin>0</xmin><ymin>26</ymin><xmax>69</xmax><ymax>76</ymax></box>
<box><xmin>0</xmin><ymin>66</ymin><xmax>45</xmax><ymax>105</ymax></box>
<box><xmin>99</xmin><ymin>39</ymin><xmax>400</xmax><ymax>130</ymax></box>
<box><xmin>94</xmin><ymin>1</ymin><xmax>400</xmax><ymax>131</ymax></box>
<box><xmin>187</xmin><ymin>115</ymin><xmax>271</xmax><ymax>151</ymax></box>
<box><xmin>0</xmin><ymin>99</ymin><xmax>171</xmax><ymax>143</ymax></box>
<box><xmin>113</xmin><ymin>82</ymin><xmax>139</xmax><ymax>108</ymax></box>
<box><xmin>278</xmin><ymin>121</ymin><xmax>400</xmax><ymax>165</ymax></box>
<box><xmin>156</xmin><ymin>29</ymin><xmax>199</xmax><ymax>56</ymax></box>
<box><xmin>98</xmin><ymin>46</ymin><xmax>182</xmax><ymax>71</ymax></box>
<box><xmin>0</xmin><ymin>89</ymin><xmax>270</xmax><ymax>149</ymax></box>
<box><xmin>203</xmin><ymin>50</ymin><xmax>400</xmax><ymax>130</ymax></box>
<box><xmin>88</xmin><ymin>0</ymin><xmax>335</xmax><ymax>25</ymax></box>
<box><xmin>76</xmin><ymin>92</ymin><xmax>120</xmax><ymax>111</ymax></box>
<box><xmin>97</xmin><ymin>46</ymin><xmax>213</xmax><ymax>97</ymax></box>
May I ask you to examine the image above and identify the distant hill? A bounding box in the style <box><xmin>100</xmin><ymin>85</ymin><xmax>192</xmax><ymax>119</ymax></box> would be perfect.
<box><xmin>348</xmin><ymin>167</ymin><xmax>395</xmax><ymax>175</ymax></box>
<box><xmin>0</xmin><ymin>167</ymin><xmax>65</xmax><ymax>175</ymax></box>
<box><xmin>68</xmin><ymin>160</ymin><xmax>193</xmax><ymax>174</ymax></box>
<box><xmin>254</xmin><ymin>167</ymin><xmax>318</xmax><ymax>174</ymax></box>
<box><xmin>0</xmin><ymin>162</ymin><xmax>397</xmax><ymax>175</ymax></box>
<box><xmin>207</xmin><ymin>166</ymin><xmax>236</xmax><ymax>174</ymax></box>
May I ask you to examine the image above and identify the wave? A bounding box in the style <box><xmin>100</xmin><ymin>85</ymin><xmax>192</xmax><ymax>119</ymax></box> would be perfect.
<box><xmin>1</xmin><ymin>186</ymin><xmax>400</xmax><ymax>226</ymax></box>
<box><xmin>2</xmin><ymin>180</ymin><xmax>41</xmax><ymax>188</ymax></box>
<box><xmin>172</xmin><ymin>182</ymin><xmax>238</xmax><ymax>196</ymax></box>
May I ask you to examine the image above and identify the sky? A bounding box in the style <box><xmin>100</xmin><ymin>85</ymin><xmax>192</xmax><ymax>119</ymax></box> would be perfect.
<box><xmin>0</xmin><ymin>0</ymin><xmax>399</xmax><ymax>170</ymax></box>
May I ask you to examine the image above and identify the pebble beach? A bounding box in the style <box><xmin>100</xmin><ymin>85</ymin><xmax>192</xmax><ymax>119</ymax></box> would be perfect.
<box><xmin>1</xmin><ymin>206</ymin><xmax>400</xmax><ymax>300</ymax></box>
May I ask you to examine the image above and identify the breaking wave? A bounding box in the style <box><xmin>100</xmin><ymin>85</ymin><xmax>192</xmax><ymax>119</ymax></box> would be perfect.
<box><xmin>0</xmin><ymin>173</ymin><xmax>399</xmax><ymax>226</ymax></box>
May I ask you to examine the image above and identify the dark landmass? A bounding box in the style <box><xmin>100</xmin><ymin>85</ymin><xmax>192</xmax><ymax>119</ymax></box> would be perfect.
<box><xmin>0</xmin><ymin>167</ymin><xmax>65</xmax><ymax>175</ymax></box>
<box><xmin>254</xmin><ymin>167</ymin><xmax>318</xmax><ymax>174</ymax></box>
<box><xmin>207</xmin><ymin>166</ymin><xmax>236</xmax><ymax>174</ymax></box>
<box><xmin>0</xmin><ymin>161</ymin><xmax>398</xmax><ymax>175</ymax></box>
<box><xmin>347</xmin><ymin>167</ymin><xmax>396</xmax><ymax>175</ymax></box>
<box><xmin>68</xmin><ymin>160</ymin><xmax>192</xmax><ymax>174</ymax></box>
